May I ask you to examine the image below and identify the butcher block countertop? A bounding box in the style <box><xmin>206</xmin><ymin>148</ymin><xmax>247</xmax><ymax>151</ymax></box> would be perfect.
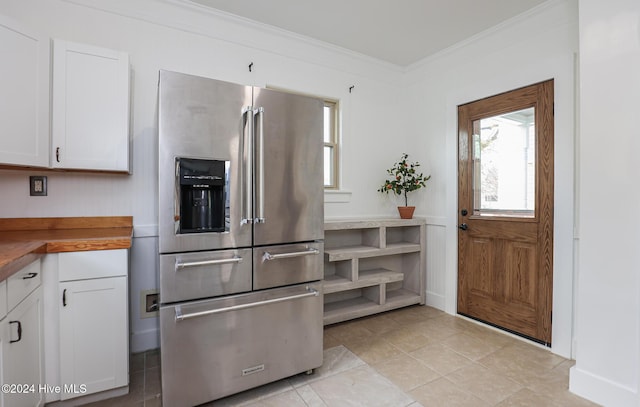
<box><xmin>0</xmin><ymin>216</ymin><xmax>133</xmax><ymax>282</ymax></box>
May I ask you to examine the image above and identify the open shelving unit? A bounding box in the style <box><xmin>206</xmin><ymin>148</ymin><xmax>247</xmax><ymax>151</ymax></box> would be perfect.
<box><xmin>323</xmin><ymin>218</ymin><xmax>426</xmax><ymax>325</ymax></box>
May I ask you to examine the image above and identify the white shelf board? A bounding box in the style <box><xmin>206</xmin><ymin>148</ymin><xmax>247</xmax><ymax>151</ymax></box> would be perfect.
<box><xmin>325</xmin><ymin>242</ymin><xmax>420</xmax><ymax>261</ymax></box>
<box><xmin>324</xmin><ymin>218</ymin><xmax>426</xmax><ymax>230</ymax></box>
<box><xmin>323</xmin><ymin>289</ymin><xmax>422</xmax><ymax>325</ymax></box>
<box><xmin>323</xmin><ymin>268</ymin><xmax>404</xmax><ymax>294</ymax></box>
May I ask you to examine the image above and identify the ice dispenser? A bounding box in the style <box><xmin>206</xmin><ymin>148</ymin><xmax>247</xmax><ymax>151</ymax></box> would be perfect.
<box><xmin>177</xmin><ymin>157</ymin><xmax>228</xmax><ymax>233</ymax></box>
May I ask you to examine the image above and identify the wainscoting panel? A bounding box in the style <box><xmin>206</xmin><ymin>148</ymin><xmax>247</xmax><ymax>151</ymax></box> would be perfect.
<box><xmin>426</xmin><ymin>222</ymin><xmax>447</xmax><ymax>310</ymax></box>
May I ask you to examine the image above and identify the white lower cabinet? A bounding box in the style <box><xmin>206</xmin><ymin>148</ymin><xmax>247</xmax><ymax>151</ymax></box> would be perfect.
<box><xmin>0</xmin><ymin>280</ymin><xmax>4</xmax><ymax>407</ymax></box>
<box><xmin>1</xmin><ymin>266</ymin><xmax>44</xmax><ymax>407</ymax></box>
<box><xmin>0</xmin><ymin>318</ymin><xmax>3</xmax><ymax>407</ymax></box>
<box><xmin>56</xmin><ymin>249</ymin><xmax>129</xmax><ymax>401</ymax></box>
<box><xmin>58</xmin><ymin>276</ymin><xmax>128</xmax><ymax>400</ymax></box>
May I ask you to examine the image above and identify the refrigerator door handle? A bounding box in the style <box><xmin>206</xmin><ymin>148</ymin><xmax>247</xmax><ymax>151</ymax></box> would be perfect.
<box><xmin>174</xmin><ymin>286</ymin><xmax>319</xmax><ymax>321</ymax></box>
<box><xmin>241</xmin><ymin>106</ymin><xmax>253</xmax><ymax>225</ymax></box>
<box><xmin>175</xmin><ymin>256</ymin><xmax>243</xmax><ymax>270</ymax></box>
<box><xmin>263</xmin><ymin>248</ymin><xmax>320</xmax><ymax>261</ymax></box>
<box><xmin>254</xmin><ymin>107</ymin><xmax>265</xmax><ymax>224</ymax></box>
<box><xmin>173</xmin><ymin>159</ymin><xmax>181</xmax><ymax>233</ymax></box>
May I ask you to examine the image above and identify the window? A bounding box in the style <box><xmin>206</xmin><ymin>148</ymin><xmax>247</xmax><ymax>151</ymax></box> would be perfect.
<box><xmin>323</xmin><ymin>100</ymin><xmax>339</xmax><ymax>189</ymax></box>
<box><xmin>472</xmin><ymin>106</ymin><xmax>535</xmax><ymax>217</ymax></box>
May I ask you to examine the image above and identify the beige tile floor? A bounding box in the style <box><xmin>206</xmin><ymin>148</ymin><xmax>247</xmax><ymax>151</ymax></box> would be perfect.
<box><xmin>84</xmin><ymin>305</ymin><xmax>599</xmax><ymax>406</ymax></box>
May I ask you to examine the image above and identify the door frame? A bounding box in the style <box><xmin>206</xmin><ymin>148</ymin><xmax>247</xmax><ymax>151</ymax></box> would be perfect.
<box><xmin>440</xmin><ymin>70</ymin><xmax>576</xmax><ymax>358</ymax></box>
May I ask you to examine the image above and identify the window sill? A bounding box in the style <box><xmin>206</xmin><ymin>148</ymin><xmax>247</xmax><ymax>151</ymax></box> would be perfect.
<box><xmin>324</xmin><ymin>189</ymin><xmax>352</xmax><ymax>203</ymax></box>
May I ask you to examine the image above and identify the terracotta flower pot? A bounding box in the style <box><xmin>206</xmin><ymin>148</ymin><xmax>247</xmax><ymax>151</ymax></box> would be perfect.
<box><xmin>397</xmin><ymin>206</ymin><xmax>415</xmax><ymax>219</ymax></box>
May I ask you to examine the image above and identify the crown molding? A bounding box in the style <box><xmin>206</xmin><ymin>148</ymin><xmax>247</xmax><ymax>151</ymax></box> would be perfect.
<box><xmin>61</xmin><ymin>0</ymin><xmax>404</xmax><ymax>83</ymax></box>
<box><xmin>405</xmin><ymin>0</ymin><xmax>577</xmax><ymax>73</ymax></box>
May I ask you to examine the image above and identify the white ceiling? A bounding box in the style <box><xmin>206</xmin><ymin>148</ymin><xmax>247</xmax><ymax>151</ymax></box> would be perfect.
<box><xmin>189</xmin><ymin>0</ymin><xmax>548</xmax><ymax>66</ymax></box>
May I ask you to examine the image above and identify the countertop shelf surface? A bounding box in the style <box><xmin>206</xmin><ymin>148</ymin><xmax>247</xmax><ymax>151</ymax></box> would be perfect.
<box><xmin>0</xmin><ymin>216</ymin><xmax>133</xmax><ymax>282</ymax></box>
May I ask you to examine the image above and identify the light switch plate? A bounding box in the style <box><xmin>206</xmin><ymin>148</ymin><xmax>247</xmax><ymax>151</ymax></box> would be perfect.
<box><xmin>29</xmin><ymin>176</ymin><xmax>47</xmax><ymax>196</ymax></box>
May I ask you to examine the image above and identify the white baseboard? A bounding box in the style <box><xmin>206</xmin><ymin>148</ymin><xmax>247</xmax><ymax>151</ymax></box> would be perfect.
<box><xmin>569</xmin><ymin>365</ymin><xmax>638</xmax><ymax>407</ymax></box>
<box><xmin>131</xmin><ymin>328</ymin><xmax>160</xmax><ymax>353</ymax></box>
<box><xmin>426</xmin><ymin>291</ymin><xmax>446</xmax><ymax>311</ymax></box>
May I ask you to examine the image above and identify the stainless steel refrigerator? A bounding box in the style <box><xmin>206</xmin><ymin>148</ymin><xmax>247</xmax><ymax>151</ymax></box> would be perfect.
<box><xmin>157</xmin><ymin>70</ymin><xmax>324</xmax><ymax>407</ymax></box>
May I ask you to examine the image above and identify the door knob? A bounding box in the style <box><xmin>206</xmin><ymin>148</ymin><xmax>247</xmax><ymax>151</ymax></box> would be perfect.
<box><xmin>459</xmin><ymin>223</ymin><xmax>468</xmax><ymax>231</ymax></box>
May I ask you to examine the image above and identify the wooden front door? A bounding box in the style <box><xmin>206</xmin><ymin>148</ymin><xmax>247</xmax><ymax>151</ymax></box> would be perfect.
<box><xmin>457</xmin><ymin>80</ymin><xmax>554</xmax><ymax>345</ymax></box>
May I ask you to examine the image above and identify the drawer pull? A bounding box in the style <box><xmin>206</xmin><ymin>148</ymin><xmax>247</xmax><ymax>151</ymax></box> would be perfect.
<box><xmin>9</xmin><ymin>320</ymin><xmax>22</xmax><ymax>344</ymax></box>
<box><xmin>263</xmin><ymin>248</ymin><xmax>319</xmax><ymax>261</ymax></box>
<box><xmin>175</xmin><ymin>287</ymin><xmax>319</xmax><ymax>322</ymax></box>
<box><xmin>22</xmin><ymin>272</ymin><xmax>38</xmax><ymax>280</ymax></box>
<box><xmin>175</xmin><ymin>257</ymin><xmax>242</xmax><ymax>270</ymax></box>
<box><xmin>63</xmin><ymin>289</ymin><xmax>67</xmax><ymax>307</ymax></box>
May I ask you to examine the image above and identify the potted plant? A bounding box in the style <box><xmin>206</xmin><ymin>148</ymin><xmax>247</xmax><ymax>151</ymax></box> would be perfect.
<box><xmin>378</xmin><ymin>153</ymin><xmax>431</xmax><ymax>219</ymax></box>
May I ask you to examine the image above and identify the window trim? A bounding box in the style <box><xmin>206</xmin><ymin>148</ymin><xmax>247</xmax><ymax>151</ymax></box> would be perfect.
<box><xmin>324</xmin><ymin>100</ymin><xmax>339</xmax><ymax>189</ymax></box>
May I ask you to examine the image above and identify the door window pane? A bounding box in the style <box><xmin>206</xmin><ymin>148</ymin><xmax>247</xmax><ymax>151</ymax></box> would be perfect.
<box><xmin>472</xmin><ymin>107</ymin><xmax>535</xmax><ymax>216</ymax></box>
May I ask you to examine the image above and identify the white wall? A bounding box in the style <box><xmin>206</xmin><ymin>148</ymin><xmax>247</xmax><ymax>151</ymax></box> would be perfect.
<box><xmin>569</xmin><ymin>0</ymin><xmax>640</xmax><ymax>405</ymax></box>
<box><xmin>0</xmin><ymin>0</ymin><xmax>405</xmax><ymax>351</ymax></box>
<box><xmin>403</xmin><ymin>0</ymin><xmax>579</xmax><ymax>358</ymax></box>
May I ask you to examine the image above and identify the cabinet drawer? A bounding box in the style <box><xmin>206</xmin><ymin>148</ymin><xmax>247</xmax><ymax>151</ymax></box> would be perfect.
<box><xmin>7</xmin><ymin>258</ymin><xmax>41</xmax><ymax>311</ymax></box>
<box><xmin>59</xmin><ymin>249</ymin><xmax>128</xmax><ymax>281</ymax></box>
<box><xmin>0</xmin><ymin>279</ymin><xmax>6</xmax><ymax>320</ymax></box>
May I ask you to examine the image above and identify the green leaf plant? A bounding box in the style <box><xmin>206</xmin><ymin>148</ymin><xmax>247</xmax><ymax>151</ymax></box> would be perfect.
<box><xmin>378</xmin><ymin>153</ymin><xmax>431</xmax><ymax>207</ymax></box>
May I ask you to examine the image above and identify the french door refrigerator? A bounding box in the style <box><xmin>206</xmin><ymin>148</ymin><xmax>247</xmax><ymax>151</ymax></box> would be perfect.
<box><xmin>157</xmin><ymin>70</ymin><xmax>324</xmax><ymax>407</ymax></box>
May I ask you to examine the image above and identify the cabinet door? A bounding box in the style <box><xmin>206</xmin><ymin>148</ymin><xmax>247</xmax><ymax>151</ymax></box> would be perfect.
<box><xmin>2</xmin><ymin>288</ymin><xmax>44</xmax><ymax>407</ymax></box>
<box><xmin>51</xmin><ymin>40</ymin><xmax>130</xmax><ymax>172</ymax></box>
<box><xmin>0</xmin><ymin>15</ymin><xmax>50</xmax><ymax>167</ymax></box>
<box><xmin>0</xmin><ymin>318</ymin><xmax>4</xmax><ymax>407</ymax></box>
<box><xmin>59</xmin><ymin>277</ymin><xmax>128</xmax><ymax>400</ymax></box>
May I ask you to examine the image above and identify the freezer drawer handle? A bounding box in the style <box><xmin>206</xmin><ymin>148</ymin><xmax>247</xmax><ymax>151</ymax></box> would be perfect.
<box><xmin>174</xmin><ymin>287</ymin><xmax>319</xmax><ymax>322</ymax></box>
<box><xmin>175</xmin><ymin>257</ymin><xmax>242</xmax><ymax>270</ymax></box>
<box><xmin>262</xmin><ymin>248</ymin><xmax>319</xmax><ymax>261</ymax></box>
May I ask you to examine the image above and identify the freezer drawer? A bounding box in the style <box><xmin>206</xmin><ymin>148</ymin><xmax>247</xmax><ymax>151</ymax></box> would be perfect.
<box><xmin>160</xmin><ymin>248</ymin><xmax>252</xmax><ymax>303</ymax></box>
<box><xmin>160</xmin><ymin>282</ymin><xmax>323</xmax><ymax>407</ymax></box>
<box><xmin>253</xmin><ymin>242</ymin><xmax>323</xmax><ymax>290</ymax></box>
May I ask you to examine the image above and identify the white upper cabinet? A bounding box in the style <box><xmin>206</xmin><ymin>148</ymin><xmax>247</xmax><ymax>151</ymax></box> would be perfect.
<box><xmin>0</xmin><ymin>15</ymin><xmax>50</xmax><ymax>168</ymax></box>
<box><xmin>52</xmin><ymin>40</ymin><xmax>130</xmax><ymax>172</ymax></box>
